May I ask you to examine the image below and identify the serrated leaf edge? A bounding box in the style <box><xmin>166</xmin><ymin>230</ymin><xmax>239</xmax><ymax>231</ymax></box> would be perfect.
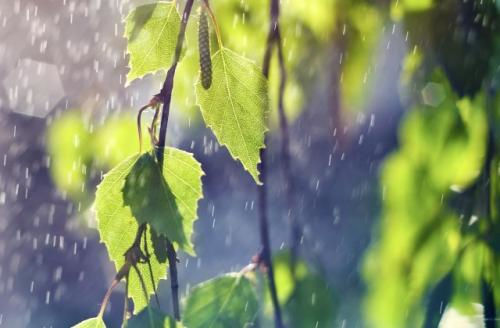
<box><xmin>123</xmin><ymin>1</ymin><xmax>180</xmax><ymax>87</ymax></box>
<box><xmin>194</xmin><ymin>47</ymin><xmax>269</xmax><ymax>185</ymax></box>
<box><xmin>159</xmin><ymin>147</ymin><xmax>205</xmax><ymax>256</ymax></box>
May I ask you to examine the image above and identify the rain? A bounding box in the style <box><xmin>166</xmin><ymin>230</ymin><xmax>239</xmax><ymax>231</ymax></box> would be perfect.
<box><xmin>0</xmin><ymin>0</ymin><xmax>499</xmax><ymax>327</ymax></box>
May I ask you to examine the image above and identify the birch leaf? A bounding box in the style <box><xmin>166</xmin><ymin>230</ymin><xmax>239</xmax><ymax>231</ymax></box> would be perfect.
<box><xmin>124</xmin><ymin>2</ymin><xmax>180</xmax><ymax>85</ymax></box>
<box><xmin>196</xmin><ymin>48</ymin><xmax>269</xmax><ymax>184</ymax></box>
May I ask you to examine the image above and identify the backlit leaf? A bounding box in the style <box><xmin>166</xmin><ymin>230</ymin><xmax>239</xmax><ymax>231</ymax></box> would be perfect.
<box><xmin>95</xmin><ymin>148</ymin><xmax>203</xmax><ymax>312</ymax></box>
<box><xmin>95</xmin><ymin>154</ymin><xmax>166</xmax><ymax>313</ymax></box>
<box><xmin>196</xmin><ymin>47</ymin><xmax>269</xmax><ymax>184</ymax></box>
<box><xmin>125</xmin><ymin>307</ymin><xmax>178</xmax><ymax>328</ymax></box>
<box><xmin>183</xmin><ymin>274</ymin><xmax>259</xmax><ymax>328</ymax></box>
<box><xmin>124</xmin><ymin>2</ymin><xmax>180</xmax><ymax>85</ymax></box>
<box><xmin>71</xmin><ymin>317</ymin><xmax>106</xmax><ymax>328</ymax></box>
<box><xmin>123</xmin><ymin>149</ymin><xmax>204</xmax><ymax>254</ymax></box>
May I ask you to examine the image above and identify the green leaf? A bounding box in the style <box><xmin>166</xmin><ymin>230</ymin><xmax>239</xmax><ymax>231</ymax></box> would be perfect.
<box><xmin>272</xmin><ymin>251</ymin><xmax>309</xmax><ymax>305</ymax></box>
<box><xmin>46</xmin><ymin>110</ymin><xmax>91</xmax><ymax>200</ymax></box>
<box><xmin>341</xmin><ymin>4</ymin><xmax>383</xmax><ymax>115</ymax></box>
<box><xmin>71</xmin><ymin>317</ymin><xmax>106</xmax><ymax>328</ymax></box>
<box><xmin>285</xmin><ymin>275</ymin><xmax>337</xmax><ymax>328</ymax></box>
<box><xmin>124</xmin><ymin>2</ymin><xmax>180</xmax><ymax>85</ymax></box>
<box><xmin>123</xmin><ymin>149</ymin><xmax>204</xmax><ymax>254</ymax></box>
<box><xmin>125</xmin><ymin>307</ymin><xmax>178</xmax><ymax>328</ymax></box>
<box><xmin>92</xmin><ymin>116</ymin><xmax>148</xmax><ymax>168</ymax></box>
<box><xmin>183</xmin><ymin>273</ymin><xmax>259</xmax><ymax>328</ymax></box>
<box><xmin>196</xmin><ymin>47</ymin><xmax>269</xmax><ymax>184</ymax></box>
<box><xmin>95</xmin><ymin>148</ymin><xmax>203</xmax><ymax>311</ymax></box>
<box><xmin>451</xmin><ymin>243</ymin><xmax>487</xmax><ymax>315</ymax></box>
<box><xmin>95</xmin><ymin>154</ymin><xmax>166</xmax><ymax>313</ymax></box>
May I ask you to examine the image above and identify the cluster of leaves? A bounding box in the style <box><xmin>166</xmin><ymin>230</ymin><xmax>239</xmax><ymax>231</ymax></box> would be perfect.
<box><xmin>65</xmin><ymin>1</ymin><xmax>334</xmax><ymax>327</ymax></box>
<box><xmin>363</xmin><ymin>1</ymin><xmax>500</xmax><ymax>327</ymax></box>
<box><xmin>170</xmin><ymin>0</ymin><xmax>387</xmax><ymax>127</ymax></box>
<box><xmin>45</xmin><ymin>0</ymin><xmax>392</xmax><ymax>326</ymax></box>
<box><xmin>69</xmin><ymin>0</ymin><xmax>270</xmax><ymax>326</ymax></box>
<box><xmin>267</xmin><ymin>252</ymin><xmax>337</xmax><ymax>328</ymax></box>
<box><xmin>75</xmin><ymin>252</ymin><xmax>338</xmax><ymax>328</ymax></box>
<box><xmin>75</xmin><ymin>272</ymin><xmax>259</xmax><ymax>328</ymax></box>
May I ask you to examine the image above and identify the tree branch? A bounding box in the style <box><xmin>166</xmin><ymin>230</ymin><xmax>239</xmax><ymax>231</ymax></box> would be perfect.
<box><xmin>274</xmin><ymin>18</ymin><xmax>300</xmax><ymax>271</ymax></box>
<box><xmin>257</xmin><ymin>0</ymin><xmax>287</xmax><ymax>327</ymax></box>
<box><xmin>154</xmin><ymin>0</ymin><xmax>195</xmax><ymax>321</ymax></box>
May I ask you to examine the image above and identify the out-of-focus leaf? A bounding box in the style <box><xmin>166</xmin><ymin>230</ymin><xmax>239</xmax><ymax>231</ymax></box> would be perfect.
<box><xmin>451</xmin><ymin>243</ymin><xmax>487</xmax><ymax>315</ymax></box>
<box><xmin>400</xmin><ymin>71</ymin><xmax>487</xmax><ymax>190</ymax></box>
<box><xmin>71</xmin><ymin>317</ymin><xmax>106</xmax><ymax>328</ymax></box>
<box><xmin>92</xmin><ymin>116</ymin><xmax>146</xmax><ymax>168</ymax></box>
<box><xmin>285</xmin><ymin>275</ymin><xmax>336</xmax><ymax>328</ymax></box>
<box><xmin>183</xmin><ymin>274</ymin><xmax>259</xmax><ymax>328</ymax></box>
<box><xmin>272</xmin><ymin>251</ymin><xmax>308</xmax><ymax>305</ymax></box>
<box><xmin>125</xmin><ymin>307</ymin><xmax>178</xmax><ymax>328</ymax></box>
<box><xmin>362</xmin><ymin>71</ymin><xmax>486</xmax><ymax>328</ymax></box>
<box><xmin>195</xmin><ymin>48</ymin><xmax>268</xmax><ymax>184</ymax></box>
<box><xmin>47</xmin><ymin>110</ymin><xmax>92</xmax><ymax>199</ymax></box>
<box><xmin>341</xmin><ymin>5</ymin><xmax>383</xmax><ymax>114</ymax></box>
<box><xmin>281</xmin><ymin>0</ymin><xmax>336</xmax><ymax>41</ymax></box>
<box><xmin>261</xmin><ymin>252</ymin><xmax>336</xmax><ymax>328</ymax></box>
<box><xmin>124</xmin><ymin>2</ymin><xmax>180</xmax><ymax>85</ymax></box>
<box><xmin>399</xmin><ymin>48</ymin><xmax>424</xmax><ymax>103</ymax></box>
<box><xmin>402</xmin><ymin>1</ymin><xmax>498</xmax><ymax>96</ymax></box>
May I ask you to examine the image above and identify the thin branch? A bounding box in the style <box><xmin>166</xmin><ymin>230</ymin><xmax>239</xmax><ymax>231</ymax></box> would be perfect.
<box><xmin>123</xmin><ymin>272</ymin><xmax>130</xmax><ymax>323</ymax></box>
<box><xmin>257</xmin><ymin>0</ymin><xmax>286</xmax><ymax>327</ymax></box>
<box><xmin>137</xmin><ymin>103</ymin><xmax>152</xmax><ymax>153</ymax></box>
<box><xmin>132</xmin><ymin>263</ymin><xmax>155</xmax><ymax>325</ymax></box>
<box><xmin>275</xmin><ymin>22</ymin><xmax>300</xmax><ymax>271</ymax></box>
<box><xmin>98</xmin><ymin>278</ymin><xmax>120</xmax><ymax>318</ymax></box>
<box><xmin>154</xmin><ymin>0</ymin><xmax>195</xmax><ymax>321</ymax></box>
<box><xmin>143</xmin><ymin>225</ymin><xmax>160</xmax><ymax>307</ymax></box>
<box><xmin>201</xmin><ymin>0</ymin><xmax>223</xmax><ymax>49</ymax></box>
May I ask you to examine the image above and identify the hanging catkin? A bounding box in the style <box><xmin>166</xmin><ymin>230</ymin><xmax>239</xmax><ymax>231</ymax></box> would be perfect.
<box><xmin>198</xmin><ymin>9</ymin><xmax>212</xmax><ymax>89</ymax></box>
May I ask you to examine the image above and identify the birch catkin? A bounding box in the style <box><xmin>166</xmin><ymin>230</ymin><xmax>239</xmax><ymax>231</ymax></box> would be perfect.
<box><xmin>198</xmin><ymin>9</ymin><xmax>212</xmax><ymax>89</ymax></box>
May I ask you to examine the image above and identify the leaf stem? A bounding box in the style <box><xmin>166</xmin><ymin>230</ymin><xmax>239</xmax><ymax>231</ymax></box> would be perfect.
<box><xmin>143</xmin><ymin>225</ymin><xmax>160</xmax><ymax>307</ymax></box>
<box><xmin>132</xmin><ymin>263</ymin><xmax>155</xmax><ymax>326</ymax></box>
<box><xmin>98</xmin><ymin>278</ymin><xmax>120</xmax><ymax>318</ymax></box>
<box><xmin>123</xmin><ymin>272</ymin><xmax>130</xmax><ymax>323</ymax></box>
<box><xmin>274</xmin><ymin>10</ymin><xmax>300</xmax><ymax>273</ymax></box>
<box><xmin>155</xmin><ymin>0</ymin><xmax>195</xmax><ymax>321</ymax></box>
<box><xmin>201</xmin><ymin>0</ymin><xmax>223</xmax><ymax>50</ymax></box>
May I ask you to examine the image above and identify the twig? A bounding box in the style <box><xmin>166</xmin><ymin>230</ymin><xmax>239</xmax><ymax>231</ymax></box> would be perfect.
<box><xmin>132</xmin><ymin>263</ymin><xmax>155</xmax><ymax>325</ymax></box>
<box><xmin>257</xmin><ymin>0</ymin><xmax>286</xmax><ymax>327</ymax></box>
<box><xmin>274</xmin><ymin>12</ymin><xmax>300</xmax><ymax>272</ymax></box>
<box><xmin>98</xmin><ymin>278</ymin><xmax>120</xmax><ymax>318</ymax></box>
<box><xmin>154</xmin><ymin>0</ymin><xmax>195</xmax><ymax>321</ymax></box>
<box><xmin>123</xmin><ymin>272</ymin><xmax>130</xmax><ymax>323</ymax></box>
<box><xmin>142</xmin><ymin>225</ymin><xmax>160</xmax><ymax>307</ymax></box>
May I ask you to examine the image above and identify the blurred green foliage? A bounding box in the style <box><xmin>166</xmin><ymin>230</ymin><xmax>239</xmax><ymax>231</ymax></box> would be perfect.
<box><xmin>340</xmin><ymin>4</ymin><xmax>383</xmax><ymax>115</ymax></box>
<box><xmin>171</xmin><ymin>0</ymin><xmax>385</xmax><ymax>126</ymax></box>
<box><xmin>183</xmin><ymin>274</ymin><xmax>259</xmax><ymax>328</ymax></box>
<box><xmin>260</xmin><ymin>252</ymin><xmax>337</xmax><ymax>328</ymax></box>
<box><xmin>47</xmin><ymin>111</ymin><xmax>93</xmax><ymax>200</ymax></box>
<box><xmin>363</xmin><ymin>0</ymin><xmax>500</xmax><ymax>325</ymax></box>
<box><xmin>47</xmin><ymin>111</ymin><xmax>147</xmax><ymax>202</ymax></box>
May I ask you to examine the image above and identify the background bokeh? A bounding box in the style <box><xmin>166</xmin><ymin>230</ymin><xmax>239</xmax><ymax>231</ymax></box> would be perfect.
<box><xmin>1</xmin><ymin>0</ymin><xmax>499</xmax><ymax>327</ymax></box>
